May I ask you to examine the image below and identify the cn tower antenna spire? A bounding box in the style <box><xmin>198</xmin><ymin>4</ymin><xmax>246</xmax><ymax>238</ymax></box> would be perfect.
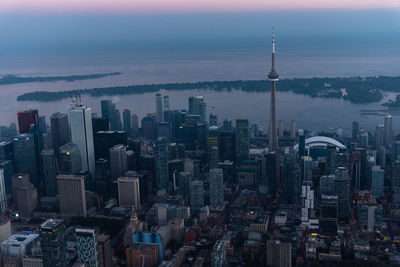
<box><xmin>268</xmin><ymin>27</ymin><xmax>279</xmax><ymax>152</ymax></box>
<box><xmin>272</xmin><ymin>26</ymin><xmax>275</xmax><ymax>54</ymax></box>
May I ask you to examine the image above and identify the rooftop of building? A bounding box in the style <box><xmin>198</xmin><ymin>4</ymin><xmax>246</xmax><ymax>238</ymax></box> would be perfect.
<box><xmin>2</xmin><ymin>234</ymin><xmax>39</xmax><ymax>247</ymax></box>
<box><xmin>40</xmin><ymin>218</ymin><xmax>64</xmax><ymax>231</ymax></box>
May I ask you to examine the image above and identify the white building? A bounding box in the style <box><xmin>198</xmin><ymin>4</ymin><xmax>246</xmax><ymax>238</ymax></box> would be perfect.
<box><xmin>69</xmin><ymin>104</ymin><xmax>95</xmax><ymax>175</ymax></box>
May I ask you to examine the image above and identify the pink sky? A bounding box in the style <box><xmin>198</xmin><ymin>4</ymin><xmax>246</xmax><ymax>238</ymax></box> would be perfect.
<box><xmin>2</xmin><ymin>0</ymin><xmax>400</xmax><ymax>13</ymax></box>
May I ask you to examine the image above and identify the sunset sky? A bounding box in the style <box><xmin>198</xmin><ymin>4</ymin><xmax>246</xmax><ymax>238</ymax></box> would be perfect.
<box><xmin>2</xmin><ymin>0</ymin><xmax>400</xmax><ymax>13</ymax></box>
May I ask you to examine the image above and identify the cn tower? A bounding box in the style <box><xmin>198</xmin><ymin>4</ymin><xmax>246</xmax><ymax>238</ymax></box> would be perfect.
<box><xmin>268</xmin><ymin>28</ymin><xmax>279</xmax><ymax>151</ymax></box>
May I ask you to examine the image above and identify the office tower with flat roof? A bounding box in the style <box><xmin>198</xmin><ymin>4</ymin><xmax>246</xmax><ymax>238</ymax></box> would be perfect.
<box><xmin>59</xmin><ymin>142</ymin><xmax>82</xmax><ymax>174</ymax></box>
<box><xmin>190</xmin><ymin>179</ymin><xmax>204</xmax><ymax>211</ymax></box>
<box><xmin>101</xmin><ymin>100</ymin><xmax>121</xmax><ymax>131</ymax></box>
<box><xmin>17</xmin><ymin>110</ymin><xmax>39</xmax><ymax>134</ymax></box>
<box><xmin>109</xmin><ymin>144</ymin><xmax>128</xmax><ymax>181</ymax></box>
<box><xmin>156</xmin><ymin>93</ymin><xmax>163</xmax><ymax>123</ymax></box>
<box><xmin>235</xmin><ymin>119</ymin><xmax>249</xmax><ymax>163</ymax></box>
<box><xmin>1</xmin><ymin>234</ymin><xmax>39</xmax><ymax>266</ymax></box>
<box><xmin>283</xmin><ymin>149</ymin><xmax>300</xmax><ymax>204</ymax></box>
<box><xmin>222</xmin><ymin>119</ymin><xmax>232</xmax><ymax>131</ymax></box>
<box><xmin>352</xmin><ymin>121</ymin><xmax>360</xmax><ymax>142</ymax></box>
<box><xmin>13</xmin><ymin>134</ymin><xmax>40</xmax><ymax>188</ymax></box>
<box><xmin>57</xmin><ymin>174</ymin><xmax>87</xmax><ymax>217</ymax></box>
<box><xmin>50</xmin><ymin>113</ymin><xmax>70</xmax><ymax>156</ymax></box>
<box><xmin>319</xmin><ymin>175</ymin><xmax>335</xmax><ymax>196</ymax></box>
<box><xmin>155</xmin><ymin>137</ymin><xmax>169</xmax><ymax>192</ymax></box>
<box><xmin>0</xmin><ymin>141</ymin><xmax>14</xmax><ymax>162</ymax></box>
<box><xmin>0</xmin><ymin>170</ymin><xmax>6</xmax><ymax>214</ymax></box>
<box><xmin>332</xmin><ymin>167</ymin><xmax>350</xmax><ymax>223</ymax></box>
<box><xmin>268</xmin><ymin>30</ymin><xmax>279</xmax><ymax>151</ymax></box>
<box><xmin>278</xmin><ymin>120</ymin><xmax>284</xmax><ymax>137</ymax></box>
<box><xmin>384</xmin><ymin>115</ymin><xmax>392</xmax><ymax>148</ymax></box>
<box><xmin>266</xmin><ymin>152</ymin><xmax>281</xmax><ymax>197</ymax></box>
<box><xmin>210</xmin><ymin>168</ymin><xmax>224</xmax><ymax>208</ymax></box>
<box><xmin>298</xmin><ymin>129</ymin><xmax>306</xmax><ymax>159</ymax></box>
<box><xmin>141</xmin><ymin>116</ymin><xmax>156</xmax><ymax>140</ymax></box>
<box><xmin>40</xmin><ymin>218</ymin><xmax>67</xmax><ymax>267</ymax></box>
<box><xmin>326</xmin><ymin>145</ymin><xmax>336</xmax><ymax>175</ymax></box>
<box><xmin>371</xmin><ymin>166</ymin><xmax>384</xmax><ymax>198</ymax></box>
<box><xmin>301</xmin><ymin>156</ymin><xmax>313</xmax><ymax>182</ymax></box>
<box><xmin>118</xmin><ymin>176</ymin><xmax>140</xmax><ymax>210</ymax></box>
<box><xmin>123</xmin><ymin>109</ymin><xmax>132</xmax><ymax>137</ymax></box>
<box><xmin>219</xmin><ymin>131</ymin><xmax>235</xmax><ymax>162</ymax></box>
<box><xmin>376</xmin><ymin>124</ymin><xmax>384</xmax><ymax>149</ymax></box>
<box><xmin>92</xmin><ymin>116</ymin><xmax>110</xmax><ymax>134</ymax></box>
<box><xmin>97</xmin><ymin>234</ymin><xmax>112</xmax><ymax>267</ymax></box>
<box><xmin>290</xmin><ymin>120</ymin><xmax>296</xmax><ymax>139</ymax></box>
<box><xmin>41</xmin><ymin>149</ymin><xmax>58</xmax><ymax>197</ymax></box>
<box><xmin>0</xmin><ymin>160</ymin><xmax>13</xmax><ymax>189</ymax></box>
<box><xmin>157</xmin><ymin>122</ymin><xmax>171</xmax><ymax>141</ymax></box>
<box><xmin>131</xmin><ymin>114</ymin><xmax>139</xmax><ymax>138</ymax></box>
<box><xmin>94</xmin><ymin>130</ymin><xmax>127</xmax><ymax>160</ymax></box>
<box><xmin>320</xmin><ymin>195</ymin><xmax>338</xmax><ymax>234</ymax></box>
<box><xmin>75</xmin><ymin>228</ymin><xmax>99</xmax><ymax>267</ymax></box>
<box><xmin>188</xmin><ymin>96</ymin><xmax>204</xmax><ymax>117</ymax></box>
<box><xmin>70</xmin><ymin>104</ymin><xmax>95</xmax><ymax>175</ymax></box>
<box><xmin>163</xmin><ymin>95</ymin><xmax>169</xmax><ymax>111</ymax></box>
<box><xmin>266</xmin><ymin>240</ymin><xmax>292</xmax><ymax>267</ymax></box>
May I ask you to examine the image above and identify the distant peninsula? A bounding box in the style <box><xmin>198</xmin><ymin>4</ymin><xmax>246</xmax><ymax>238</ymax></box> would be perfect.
<box><xmin>16</xmin><ymin>76</ymin><xmax>400</xmax><ymax>104</ymax></box>
<box><xmin>0</xmin><ymin>72</ymin><xmax>121</xmax><ymax>86</ymax></box>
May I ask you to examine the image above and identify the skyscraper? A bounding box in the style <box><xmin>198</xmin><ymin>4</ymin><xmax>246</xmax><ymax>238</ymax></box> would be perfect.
<box><xmin>290</xmin><ymin>120</ymin><xmax>296</xmax><ymax>139</ymax></box>
<box><xmin>109</xmin><ymin>144</ymin><xmax>128</xmax><ymax>181</ymax></box>
<box><xmin>352</xmin><ymin>121</ymin><xmax>360</xmax><ymax>142</ymax></box>
<box><xmin>69</xmin><ymin>104</ymin><xmax>95</xmax><ymax>175</ymax></box>
<box><xmin>40</xmin><ymin>219</ymin><xmax>67</xmax><ymax>267</ymax></box>
<box><xmin>188</xmin><ymin>96</ymin><xmax>206</xmax><ymax>122</ymax></box>
<box><xmin>123</xmin><ymin>109</ymin><xmax>132</xmax><ymax>137</ymax></box>
<box><xmin>332</xmin><ymin>167</ymin><xmax>350</xmax><ymax>223</ymax></box>
<box><xmin>375</xmin><ymin>124</ymin><xmax>384</xmax><ymax>149</ymax></box>
<box><xmin>75</xmin><ymin>228</ymin><xmax>99</xmax><ymax>267</ymax></box>
<box><xmin>209</xmin><ymin>168</ymin><xmax>224</xmax><ymax>208</ymax></box>
<box><xmin>268</xmin><ymin>30</ymin><xmax>279</xmax><ymax>151</ymax></box>
<box><xmin>235</xmin><ymin>119</ymin><xmax>249</xmax><ymax>163</ymax></box>
<box><xmin>59</xmin><ymin>142</ymin><xmax>82</xmax><ymax>174</ymax></box>
<box><xmin>57</xmin><ymin>174</ymin><xmax>87</xmax><ymax>217</ymax></box>
<box><xmin>118</xmin><ymin>176</ymin><xmax>140</xmax><ymax>210</ymax></box>
<box><xmin>13</xmin><ymin>134</ymin><xmax>40</xmax><ymax>187</ymax></box>
<box><xmin>163</xmin><ymin>95</ymin><xmax>170</xmax><ymax>111</ymax></box>
<box><xmin>156</xmin><ymin>93</ymin><xmax>163</xmax><ymax>123</ymax></box>
<box><xmin>298</xmin><ymin>129</ymin><xmax>306</xmax><ymax>159</ymax></box>
<box><xmin>17</xmin><ymin>110</ymin><xmax>39</xmax><ymax>134</ymax></box>
<box><xmin>384</xmin><ymin>115</ymin><xmax>392</xmax><ymax>148</ymax></box>
<box><xmin>155</xmin><ymin>137</ymin><xmax>169</xmax><ymax>191</ymax></box>
<box><xmin>190</xmin><ymin>179</ymin><xmax>204</xmax><ymax>211</ymax></box>
<box><xmin>0</xmin><ymin>170</ymin><xmax>6</xmax><ymax>214</ymax></box>
<box><xmin>41</xmin><ymin>149</ymin><xmax>58</xmax><ymax>197</ymax></box>
<box><xmin>50</xmin><ymin>113</ymin><xmax>70</xmax><ymax>158</ymax></box>
<box><xmin>301</xmin><ymin>156</ymin><xmax>313</xmax><ymax>182</ymax></box>
<box><xmin>371</xmin><ymin>166</ymin><xmax>384</xmax><ymax>198</ymax></box>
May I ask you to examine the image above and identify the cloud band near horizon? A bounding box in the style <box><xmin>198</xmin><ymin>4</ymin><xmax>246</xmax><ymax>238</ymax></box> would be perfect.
<box><xmin>2</xmin><ymin>0</ymin><xmax>400</xmax><ymax>13</ymax></box>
